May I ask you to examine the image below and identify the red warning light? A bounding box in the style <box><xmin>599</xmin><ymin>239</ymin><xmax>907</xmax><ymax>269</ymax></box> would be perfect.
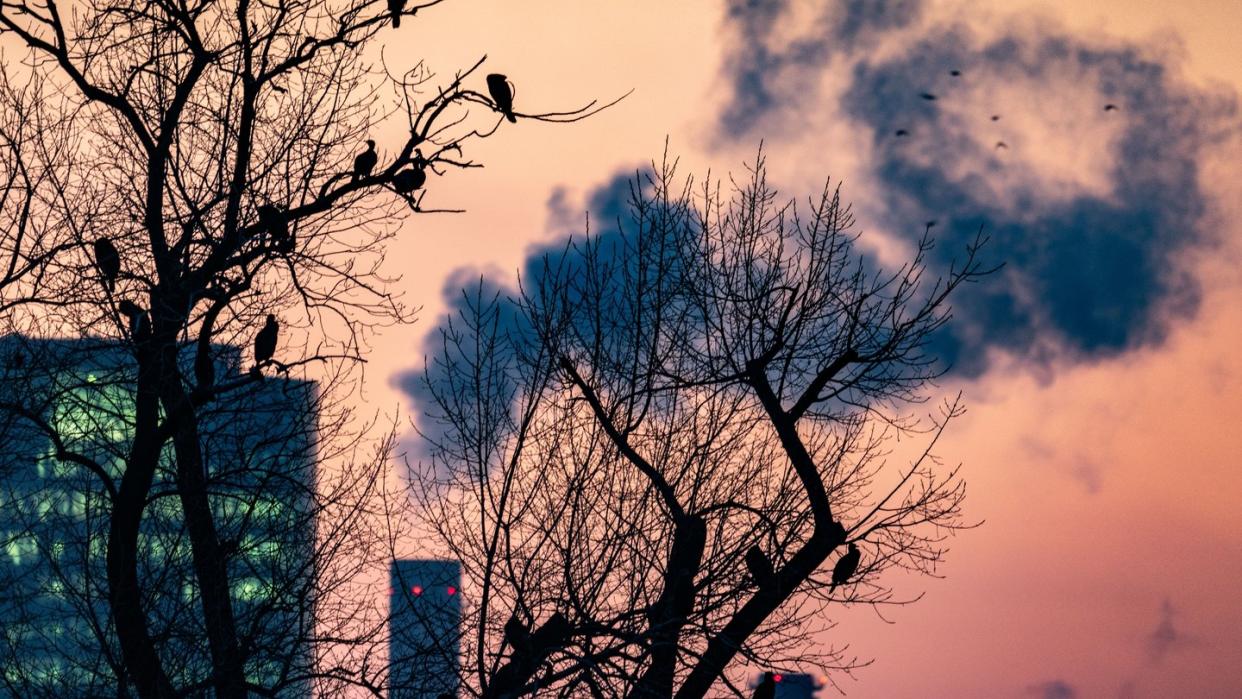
<box><xmin>773</xmin><ymin>674</ymin><xmax>783</xmax><ymax>683</ymax></box>
<box><xmin>411</xmin><ymin>585</ymin><xmax>423</xmax><ymax>596</ymax></box>
<box><xmin>446</xmin><ymin>585</ymin><xmax>458</xmax><ymax>596</ymax></box>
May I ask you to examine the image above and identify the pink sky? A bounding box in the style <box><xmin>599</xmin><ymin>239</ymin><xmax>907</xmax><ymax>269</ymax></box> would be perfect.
<box><xmin>347</xmin><ymin>2</ymin><xmax>1242</xmax><ymax>696</ymax></box>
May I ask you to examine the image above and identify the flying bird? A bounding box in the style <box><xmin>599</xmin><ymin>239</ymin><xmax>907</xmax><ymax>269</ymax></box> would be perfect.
<box><xmin>94</xmin><ymin>238</ymin><xmax>121</xmax><ymax>293</ymax></box>
<box><xmin>830</xmin><ymin>542</ymin><xmax>861</xmax><ymax>592</ymax></box>
<box><xmin>392</xmin><ymin>167</ymin><xmax>426</xmax><ymax>194</ymax></box>
<box><xmin>388</xmin><ymin>0</ymin><xmax>405</xmax><ymax>28</ymax></box>
<box><xmin>353</xmin><ymin>140</ymin><xmax>377</xmax><ymax>181</ymax></box>
<box><xmin>950</xmin><ymin>69</ymin><xmax>962</xmax><ymax>77</ymax></box>
<box><xmin>487</xmin><ymin>73</ymin><xmax>517</xmax><ymax>123</ymax></box>
<box><xmin>752</xmin><ymin>671</ymin><xmax>776</xmax><ymax>699</ymax></box>
<box><xmin>745</xmin><ymin>545</ymin><xmax>775</xmax><ymax>589</ymax></box>
<box><xmin>991</xmin><ymin>114</ymin><xmax>1001</xmax><ymax>121</ymax></box>
<box><xmin>1104</xmin><ymin>103</ymin><xmax>1119</xmax><ymax>112</ymax></box>
<box><xmin>894</xmin><ymin>129</ymin><xmax>909</xmax><ymax>137</ymax></box>
<box><xmin>995</xmin><ymin>141</ymin><xmax>1008</xmax><ymax>150</ymax></box>
<box><xmin>920</xmin><ymin>92</ymin><xmax>937</xmax><ymax>101</ymax></box>
<box><xmin>253</xmin><ymin>314</ymin><xmax>279</xmax><ymax>371</ymax></box>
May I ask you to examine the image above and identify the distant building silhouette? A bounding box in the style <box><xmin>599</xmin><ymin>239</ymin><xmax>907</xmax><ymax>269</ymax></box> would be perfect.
<box><xmin>390</xmin><ymin>559</ymin><xmax>462</xmax><ymax>698</ymax></box>
<box><xmin>752</xmin><ymin>671</ymin><xmax>824</xmax><ymax>699</ymax></box>
<box><xmin>0</xmin><ymin>335</ymin><xmax>317</xmax><ymax>695</ymax></box>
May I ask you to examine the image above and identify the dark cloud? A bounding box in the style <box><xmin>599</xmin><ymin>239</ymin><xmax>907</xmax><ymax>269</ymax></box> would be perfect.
<box><xmin>715</xmin><ymin>4</ymin><xmax>1237</xmax><ymax>376</ymax></box>
<box><xmin>718</xmin><ymin>0</ymin><xmax>924</xmax><ymax>139</ymax></box>
<box><xmin>395</xmin><ymin>171</ymin><xmax>644</xmax><ymax>463</ymax></box>
<box><xmin>1028</xmin><ymin>679</ymin><xmax>1077</xmax><ymax>699</ymax></box>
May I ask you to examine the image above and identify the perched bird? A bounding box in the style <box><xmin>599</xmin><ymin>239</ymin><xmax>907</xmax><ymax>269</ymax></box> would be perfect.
<box><xmin>504</xmin><ymin>612</ymin><xmax>530</xmax><ymax>652</ymax></box>
<box><xmin>830</xmin><ymin>542</ymin><xmax>861</xmax><ymax>592</ymax></box>
<box><xmin>753</xmin><ymin>671</ymin><xmax>777</xmax><ymax>699</ymax></box>
<box><xmin>995</xmin><ymin>141</ymin><xmax>1008</xmax><ymax>150</ymax></box>
<box><xmin>94</xmin><ymin>238</ymin><xmax>121</xmax><ymax>294</ymax></box>
<box><xmin>487</xmin><ymin>73</ymin><xmax>517</xmax><ymax>123</ymax></box>
<box><xmin>950</xmin><ymin>69</ymin><xmax>962</xmax><ymax>77</ymax></box>
<box><xmin>920</xmin><ymin>92</ymin><xmax>937</xmax><ymax>101</ymax></box>
<box><xmin>253</xmin><ymin>314</ymin><xmax>279</xmax><ymax>370</ymax></box>
<box><xmin>1104</xmin><ymin>103</ymin><xmax>1119</xmax><ymax>112</ymax></box>
<box><xmin>257</xmin><ymin>204</ymin><xmax>292</xmax><ymax>250</ymax></box>
<box><xmin>353</xmin><ymin>140</ymin><xmax>377</xmax><ymax>181</ymax></box>
<box><xmin>894</xmin><ymin>129</ymin><xmax>909</xmax><ymax>137</ymax></box>
<box><xmin>745</xmin><ymin>545</ymin><xmax>775</xmax><ymax>589</ymax></box>
<box><xmin>392</xmin><ymin>167</ymin><xmax>426</xmax><ymax>194</ymax></box>
<box><xmin>194</xmin><ymin>343</ymin><xmax>215</xmax><ymax>392</ymax></box>
<box><xmin>117</xmin><ymin>300</ymin><xmax>149</xmax><ymax>340</ymax></box>
<box><xmin>388</xmin><ymin>0</ymin><xmax>406</xmax><ymax>28</ymax></box>
<box><xmin>925</xmin><ymin>220</ymin><xmax>937</xmax><ymax>229</ymax></box>
<box><xmin>6</xmin><ymin>350</ymin><xmax>24</xmax><ymax>370</ymax></box>
<box><xmin>529</xmin><ymin>611</ymin><xmax>571</xmax><ymax>651</ymax></box>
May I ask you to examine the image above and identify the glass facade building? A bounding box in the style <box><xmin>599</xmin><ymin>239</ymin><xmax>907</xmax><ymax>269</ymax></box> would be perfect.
<box><xmin>0</xmin><ymin>335</ymin><xmax>317</xmax><ymax>695</ymax></box>
<box><xmin>389</xmin><ymin>559</ymin><xmax>461</xmax><ymax>699</ymax></box>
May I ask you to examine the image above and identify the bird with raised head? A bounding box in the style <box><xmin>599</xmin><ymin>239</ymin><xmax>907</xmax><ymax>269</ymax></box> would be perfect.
<box><xmin>353</xmin><ymin>139</ymin><xmax>377</xmax><ymax>181</ymax></box>
<box><xmin>257</xmin><ymin>204</ymin><xmax>289</xmax><ymax>248</ymax></box>
<box><xmin>94</xmin><ymin>238</ymin><xmax>121</xmax><ymax>294</ymax></box>
<box><xmin>504</xmin><ymin>612</ymin><xmax>530</xmax><ymax>653</ymax></box>
<box><xmin>487</xmin><ymin>73</ymin><xmax>517</xmax><ymax>123</ymax></box>
<box><xmin>745</xmin><ymin>545</ymin><xmax>775</xmax><ymax>589</ymax></box>
<box><xmin>117</xmin><ymin>300</ymin><xmax>150</xmax><ymax>340</ymax></box>
<box><xmin>830</xmin><ymin>542</ymin><xmax>861</xmax><ymax>592</ymax></box>
<box><xmin>388</xmin><ymin>0</ymin><xmax>405</xmax><ymax>28</ymax></box>
<box><xmin>253</xmin><ymin>314</ymin><xmax>279</xmax><ymax>373</ymax></box>
<box><xmin>752</xmin><ymin>671</ymin><xmax>776</xmax><ymax>699</ymax></box>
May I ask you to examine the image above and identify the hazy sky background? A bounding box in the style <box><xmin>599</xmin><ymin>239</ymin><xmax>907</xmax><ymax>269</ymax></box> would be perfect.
<box><xmin>351</xmin><ymin>2</ymin><xmax>1242</xmax><ymax>696</ymax></box>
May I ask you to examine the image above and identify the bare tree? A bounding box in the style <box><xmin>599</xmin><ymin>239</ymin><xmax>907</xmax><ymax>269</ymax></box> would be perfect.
<box><xmin>413</xmin><ymin>151</ymin><xmax>992</xmax><ymax>697</ymax></box>
<box><xmin>0</xmin><ymin>0</ymin><xmax>614</xmax><ymax>696</ymax></box>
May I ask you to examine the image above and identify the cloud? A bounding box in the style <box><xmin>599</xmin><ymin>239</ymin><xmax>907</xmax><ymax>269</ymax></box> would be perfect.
<box><xmin>714</xmin><ymin>2</ymin><xmax>1238</xmax><ymax>376</ymax></box>
<box><xmin>1027</xmin><ymin>679</ymin><xmax>1077</xmax><ymax>699</ymax></box>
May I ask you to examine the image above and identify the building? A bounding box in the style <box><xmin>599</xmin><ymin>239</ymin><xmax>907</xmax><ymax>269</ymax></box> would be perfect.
<box><xmin>389</xmin><ymin>559</ymin><xmax>462</xmax><ymax>698</ymax></box>
<box><xmin>751</xmin><ymin>671</ymin><xmax>824</xmax><ymax>699</ymax></box>
<box><xmin>0</xmin><ymin>335</ymin><xmax>317</xmax><ymax>695</ymax></box>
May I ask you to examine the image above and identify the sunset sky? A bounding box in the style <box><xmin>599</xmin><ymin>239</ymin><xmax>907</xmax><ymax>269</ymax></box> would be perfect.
<box><xmin>350</xmin><ymin>1</ymin><xmax>1242</xmax><ymax>696</ymax></box>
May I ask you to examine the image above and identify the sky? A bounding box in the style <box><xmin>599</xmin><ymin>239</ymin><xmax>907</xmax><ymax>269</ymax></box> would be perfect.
<box><xmin>355</xmin><ymin>1</ymin><xmax>1242</xmax><ymax>696</ymax></box>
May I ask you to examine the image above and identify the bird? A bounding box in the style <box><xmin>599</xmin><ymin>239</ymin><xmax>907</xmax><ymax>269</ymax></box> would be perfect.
<box><xmin>117</xmin><ymin>300</ymin><xmax>150</xmax><ymax>340</ymax></box>
<box><xmin>920</xmin><ymin>92</ymin><xmax>937</xmax><ymax>101</ymax></box>
<box><xmin>504</xmin><ymin>612</ymin><xmax>530</xmax><ymax>652</ymax></box>
<box><xmin>353</xmin><ymin>140</ymin><xmax>377</xmax><ymax>181</ymax></box>
<box><xmin>830</xmin><ymin>542</ymin><xmax>861</xmax><ymax>592</ymax></box>
<box><xmin>194</xmin><ymin>344</ymin><xmax>215</xmax><ymax>391</ymax></box>
<box><xmin>950</xmin><ymin>69</ymin><xmax>962</xmax><ymax>77</ymax></box>
<box><xmin>257</xmin><ymin>204</ymin><xmax>291</xmax><ymax>249</ymax></box>
<box><xmin>1104</xmin><ymin>103</ymin><xmax>1119</xmax><ymax>112</ymax></box>
<box><xmin>487</xmin><ymin>73</ymin><xmax>517</xmax><ymax>123</ymax></box>
<box><xmin>388</xmin><ymin>0</ymin><xmax>405</xmax><ymax>28</ymax></box>
<box><xmin>991</xmin><ymin>114</ymin><xmax>1001</xmax><ymax>121</ymax></box>
<box><xmin>93</xmin><ymin>238</ymin><xmax>121</xmax><ymax>294</ymax></box>
<box><xmin>6</xmin><ymin>350</ymin><xmax>24</xmax><ymax>370</ymax></box>
<box><xmin>253</xmin><ymin>314</ymin><xmax>279</xmax><ymax>371</ymax></box>
<box><xmin>925</xmin><ymin>220</ymin><xmax>937</xmax><ymax>229</ymax></box>
<box><xmin>752</xmin><ymin>671</ymin><xmax>776</xmax><ymax>699</ymax></box>
<box><xmin>745</xmin><ymin>545</ymin><xmax>775</xmax><ymax>589</ymax></box>
<box><xmin>392</xmin><ymin>167</ymin><xmax>426</xmax><ymax>194</ymax></box>
<box><xmin>995</xmin><ymin>141</ymin><xmax>1008</xmax><ymax>150</ymax></box>
<box><xmin>894</xmin><ymin>129</ymin><xmax>909</xmax><ymax>137</ymax></box>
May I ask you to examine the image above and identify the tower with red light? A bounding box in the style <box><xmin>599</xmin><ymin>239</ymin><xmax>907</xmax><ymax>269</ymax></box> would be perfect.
<box><xmin>755</xmin><ymin>671</ymin><xmax>824</xmax><ymax>699</ymax></box>
<box><xmin>390</xmin><ymin>559</ymin><xmax>462</xmax><ymax>698</ymax></box>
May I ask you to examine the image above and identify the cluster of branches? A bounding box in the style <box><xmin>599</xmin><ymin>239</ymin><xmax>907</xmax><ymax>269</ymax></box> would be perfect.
<box><xmin>0</xmin><ymin>0</ymin><xmax>612</xmax><ymax>696</ymax></box>
<box><xmin>413</xmin><ymin>152</ymin><xmax>991</xmax><ymax>697</ymax></box>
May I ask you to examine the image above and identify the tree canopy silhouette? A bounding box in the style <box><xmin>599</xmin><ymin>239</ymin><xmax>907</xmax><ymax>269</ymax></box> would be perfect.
<box><xmin>0</xmin><ymin>1</ymin><xmax>616</xmax><ymax>696</ymax></box>
<box><xmin>412</xmin><ymin>150</ymin><xmax>990</xmax><ymax>696</ymax></box>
